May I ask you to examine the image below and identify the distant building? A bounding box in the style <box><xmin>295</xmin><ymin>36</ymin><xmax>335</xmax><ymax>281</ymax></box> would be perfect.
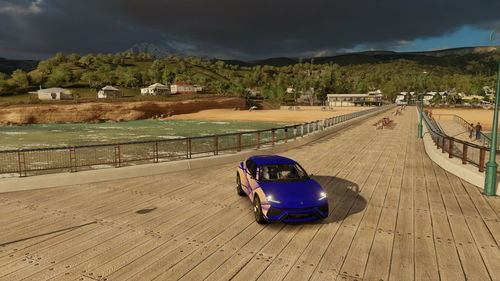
<box><xmin>297</xmin><ymin>88</ymin><xmax>320</xmax><ymax>104</ymax></box>
<box><xmin>193</xmin><ymin>85</ymin><xmax>204</xmax><ymax>92</ymax></box>
<box><xmin>98</xmin><ymin>86</ymin><xmax>122</xmax><ymax>99</ymax></box>
<box><xmin>32</xmin><ymin>88</ymin><xmax>73</xmax><ymax>101</ymax></box>
<box><xmin>141</xmin><ymin>83</ymin><xmax>170</xmax><ymax>95</ymax></box>
<box><xmin>395</xmin><ymin>92</ymin><xmax>407</xmax><ymax>105</ymax></box>
<box><xmin>327</xmin><ymin>92</ymin><xmax>383</xmax><ymax>107</ymax></box>
<box><xmin>170</xmin><ymin>82</ymin><xmax>200</xmax><ymax>93</ymax></box>
<box><xmin>245</xmin><ymin>88</ymin><xmax>260</xmax><ymax>97</ymax></box>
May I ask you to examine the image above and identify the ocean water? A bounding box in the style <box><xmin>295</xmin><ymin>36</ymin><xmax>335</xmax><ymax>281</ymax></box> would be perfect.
<box><xmin>0</xmin><ymin>120</ymin><xmax>286</xmax><ymax>151</ymax></box>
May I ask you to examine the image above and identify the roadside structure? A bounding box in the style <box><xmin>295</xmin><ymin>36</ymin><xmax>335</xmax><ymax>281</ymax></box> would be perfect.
<box><xmin>141</xmin><ymin>83</ymin><xmax>170</xmax><ymax>95</ymax></box>
<box><xmin>245</xmin><ymin>88</ymin><xmax>260</xmax><ymax>97</ymax></box>
<box><xmin>297</xmin><ymin>88</ymin><xmax>319</xmax><ymax>105</ymax></box>
<box><xmin>170</xmin><ymin>81</ymin><xmax>202</xmax><ymax>94</ymax></box>
<box><xmin>327</xmin><ymin>92</ymin><xmax>383</xmax><ymax>107</ymax></box>
<box><xmin>31</xmin><ymin>87</ymin><xmax>73</xmax><ymax>101</ymax></box>
<box><xmin>98</xmin><ymin>86</ymin><xmax>122</xmax><ymax>99</ymax></box>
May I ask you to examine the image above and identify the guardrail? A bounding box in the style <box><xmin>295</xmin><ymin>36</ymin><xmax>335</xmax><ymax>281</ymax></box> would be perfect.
<box><xmin>432</xmin><ymin>113</ymin><xmax>491</xmax><ymax>146</ymax></box>
<box><xmin>0</xmin><ymin>104</ymin><xmax>395</xmax><ymax>177</ymax></box>
<box><xmin>421</xmin><ymin>109</ymin><xmax>499</xmax><ymax>173</ymax></box>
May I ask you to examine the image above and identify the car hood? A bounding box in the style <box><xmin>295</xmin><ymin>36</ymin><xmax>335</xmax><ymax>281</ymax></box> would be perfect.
<box><xmin>258</xmin><ymin>179</ymin><xmax>325</xmax><ymax>207</ymax></box>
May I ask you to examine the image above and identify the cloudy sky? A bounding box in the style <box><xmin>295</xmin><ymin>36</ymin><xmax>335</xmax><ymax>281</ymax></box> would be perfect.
<box><xmin>0</xmin><ymin>0</ymin><xmax>499</xmax><ymax>60</ymax></box>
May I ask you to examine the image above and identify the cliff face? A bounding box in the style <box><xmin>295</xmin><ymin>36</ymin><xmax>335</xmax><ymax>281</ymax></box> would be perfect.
<box><xmin>0</xmin><ymin>98</ymin><xmax>246</xmax><ymax>125</ymax></box>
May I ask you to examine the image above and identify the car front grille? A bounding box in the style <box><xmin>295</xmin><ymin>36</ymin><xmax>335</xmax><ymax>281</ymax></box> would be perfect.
<box><xmin>286</xmin><ymin>212</ymin><xmax>317</xmax><ymax>219</ymax></box>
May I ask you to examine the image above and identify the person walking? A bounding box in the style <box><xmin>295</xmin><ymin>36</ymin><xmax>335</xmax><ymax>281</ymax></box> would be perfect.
<box><xmin>469</xmin><ymin>123</ymin><xmax>474</xmax><ymax>139</ymax></box>
<box><xmin>475</xmin><ymin>122</ymin><xmax>482</xmax><ymax>141</ymax></box>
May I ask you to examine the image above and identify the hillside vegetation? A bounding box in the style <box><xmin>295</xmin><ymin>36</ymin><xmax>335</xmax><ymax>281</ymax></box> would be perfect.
<box><xmin>0</xmin><ymin>50</ymin><xmax>498</xmax><ymax>105</ymax></box>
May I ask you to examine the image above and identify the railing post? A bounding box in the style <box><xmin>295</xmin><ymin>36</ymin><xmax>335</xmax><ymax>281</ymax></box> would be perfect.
<box><xmin>294</xmin><ymin>126</ymin><xmax>297</xmax><ymax>140</ymax></box>
<box><xmin>479</xmin><ymin>148</ymin><xmax>486</xmax><ymax>172</ymax></box>
<box><xmin>154</xmin><ymin>142</ymin><xmax>159</xmax><ymax>163</ymax></box>
<box><xmin>214</xmin><ymin>136</ymin><xmax>219</xmax><ymax>155</ymax></box>
<box><xmin>272</xmin><ymin>129</ymin><xmax>275</xmax><ymax>146</ymax></box>
<box><xmin>441</xmin><ymin>137</ymin><xmax>446</xmax><ymax>153</ymax></box>
<box><xmin>448</xmin><ymin>138</ymin><xmax>453</xmax><ymax>158</ymax></box>
<box><xmin>237</xmin><ymin>134</ymin><xmax>241</xmax><ymax>152</ymax></box>
<box><xmin>284</xmin><ymin>128</ymin><xmax>288</xmax><ymax>143</ymax></box>
<box><xmin>114</xmin><ymin>145</ymin><xmax>121</xmax><ymax>168</ymax></box>
<box><xmin>69</xmin><ymin>147</ymin><xmax>77</xmax><ymax>172</ymax></box>
<box><xmin>462</xmin><ymin>143</ymin><xmax>468</xmax><ymax>165</ymax></box>
<box><xmin>186</xmin><ymin>138</ymin><xmax>192</xmax><ymax>159</ymax></box>
<box><xmin>17</xmin><ymin>151</ymin><xmax>26</xmax><ymax>177</ymax></box>
<box><xmin>256</xmin><ymin>132</ymin><xmax>261</xmax><ymax>149</ymax></box>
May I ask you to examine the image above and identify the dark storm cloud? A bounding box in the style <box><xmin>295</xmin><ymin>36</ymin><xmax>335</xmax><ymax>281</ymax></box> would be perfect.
<box><xmin>1</xmin><ymin>0</ymin><xmax>499</xmax><ymax>59</ymax></box>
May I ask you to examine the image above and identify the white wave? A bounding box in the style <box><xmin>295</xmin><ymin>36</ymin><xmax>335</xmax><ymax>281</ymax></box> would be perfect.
<box><xmin>158</xmin><ymin>136</ymin><xmax>181</xmax><ymax>139</ymax></box>
<box><xmin>2</xmin><ymin>132</ymin><xmax>27</xmax><ymax>135</ymax></box>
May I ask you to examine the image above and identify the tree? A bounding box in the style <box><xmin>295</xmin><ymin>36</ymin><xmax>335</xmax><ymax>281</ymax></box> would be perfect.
<box><xmin>11</xmin><ymin>69</ymin><xmax>30</xmax><ymax>88</ymax></box>
<box><xmin>162</xmin><ymin>70</ymin><xmax>176</xmax><ymax>84</ymax></box>
<box><xmin>45</xmin><ymin>66</ymin><xmax>73</xmax><ymax>87</ymax></box>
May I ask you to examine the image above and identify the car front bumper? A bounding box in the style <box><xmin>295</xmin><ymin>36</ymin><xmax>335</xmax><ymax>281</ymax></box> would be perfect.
<box><xmin>265</xmin><ymin>203</ymin><xmax>328</xmax><ymax>222</ymax></box>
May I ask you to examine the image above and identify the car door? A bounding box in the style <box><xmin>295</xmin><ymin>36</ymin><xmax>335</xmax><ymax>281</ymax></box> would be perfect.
<box><xmin>239</xmin><ymin>160</ymin><xmax>253</xmax><ymax>196</ymax></box>
<box><xmin>245</xmin><ymin>160</ymin><xmax>260</xmax><ymax>201</ymax></box>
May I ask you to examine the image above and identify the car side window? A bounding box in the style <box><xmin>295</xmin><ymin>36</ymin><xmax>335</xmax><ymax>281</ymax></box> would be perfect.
<box><xmin>246</xmin><ymin>160</ymin><xmax>257</xmax><ymax>178</ymax></box>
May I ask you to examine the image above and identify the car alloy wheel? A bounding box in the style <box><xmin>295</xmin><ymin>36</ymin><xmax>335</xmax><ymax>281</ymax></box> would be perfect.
<box><xmin>253</xmin><ymin>196</ymin><xmax>267</xmax><ymax>224</ymax></box>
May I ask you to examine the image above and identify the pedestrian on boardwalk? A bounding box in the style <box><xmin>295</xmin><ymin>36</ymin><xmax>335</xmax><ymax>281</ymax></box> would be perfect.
<box><xmin>469</xmin><ymin>123</ymin><xmax>474</xmax><ymax>139</ymax></box>
<box><xmin>475</xmin><ymin>122</ymin><xmax>482</xmax><ymax>140</ymax></box>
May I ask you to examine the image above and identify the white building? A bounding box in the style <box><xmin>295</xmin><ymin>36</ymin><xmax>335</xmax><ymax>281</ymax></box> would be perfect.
<box><xmin>245</xmin><ymin>88</ymin><xmax>260</xmax><ymax>97</ymax></box>
<box><xmin>327</xmin><ymin>92</ymin><xmax>383</xmax><ymax>107</ymax></box>
<box><xmin>286</xmin><ymin>86</ymin><xmax>295</xmax><ymax>94</ymax></box>
<box><xmin>193</xmin><ymin>85</ymin><xmax>204</xmax><ymax>92</ymax></box>
<box><xmin>395</xmin><ymin>92</ymin><xmax>407</xmax><ymax>105</ymax></box>
<box><xmin>98</xmin><ymin>86</ymin><xmax>122</xmax><ymax>99</ymax></box>
<box><xmin>32</xmin><ymin>88</ymin><xmax>73</xmax><ymax>101</ymax></box>
<box><xmin>170</xmin><ymin>82</ymin><xmax>197</xmax><ymax>93</ymax></box>
<box><xmin>141</xmin><ymin>83</ymin><xmax>170</xmax><ymax>95</ymax></box>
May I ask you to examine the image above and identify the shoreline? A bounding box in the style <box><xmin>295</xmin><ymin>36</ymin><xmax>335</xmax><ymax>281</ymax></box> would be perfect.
<box><xmin>167</xmin><ymin>107</ymin><xmax>371</xmax><ymax>123</ymax></box>
<box><xmin>0</xmin><ymin>97</ymin><xmax>246</xmax><ymax>125</ymax></box>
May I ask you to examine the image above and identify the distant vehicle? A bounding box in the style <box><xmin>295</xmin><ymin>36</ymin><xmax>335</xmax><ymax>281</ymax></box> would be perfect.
<box><xmin>249</xmin><ymin>106</ymin><xmax>258</xmax><ymax>111</ymax></box>
<box><xmin>236</xmin><ymin>155</ymin><xmax>329</xmax><ymax>223</ymax></box>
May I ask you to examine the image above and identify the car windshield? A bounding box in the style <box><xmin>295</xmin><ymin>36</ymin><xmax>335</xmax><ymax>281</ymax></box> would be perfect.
<box><xmin>258</xmin><ymin>163</ymin><xmax>309</xmax><ymax>182</ymax></box>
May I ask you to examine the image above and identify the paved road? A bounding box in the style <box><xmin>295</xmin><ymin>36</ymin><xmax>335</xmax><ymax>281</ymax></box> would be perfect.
<box><xmin>0</xmin><ymin>108</ymin><xmax>498</xmax><ymax>281</ymax></box>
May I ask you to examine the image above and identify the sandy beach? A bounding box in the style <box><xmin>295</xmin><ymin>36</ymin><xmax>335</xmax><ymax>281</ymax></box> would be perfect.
<box><xmin>168</xmin><ymin>107</ymin><xmax>372</xmax><ymax>123</ymax></box>
<box><xmin>430</xmin><ymin>108</ymin><xmax>497</xmax><ymax>130</ymax></box>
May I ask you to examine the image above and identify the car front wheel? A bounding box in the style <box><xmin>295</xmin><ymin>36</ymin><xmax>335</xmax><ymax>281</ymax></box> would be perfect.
<box><xmin>253</xmin><ymin>196</ymin><xmax>267</xmax><ymax>224</ymax></box>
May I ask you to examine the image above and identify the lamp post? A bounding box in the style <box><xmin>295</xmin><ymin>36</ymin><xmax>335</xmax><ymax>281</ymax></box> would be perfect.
<box><xmin>417</xmin><ymin>70</ymin><xmax>428</xmax><ymax>139</ymax></box>
<box><xmin>484</xmin><ymin>27</ymin><xmax>500</xmax><ymax>196</ymax></box>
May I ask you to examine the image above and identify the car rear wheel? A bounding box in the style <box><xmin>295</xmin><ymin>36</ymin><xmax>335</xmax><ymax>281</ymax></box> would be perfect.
<box><xmin>236</xmin><ymin>173</ymin><xmax>245</xmax><ymax>196</ymax></box>
<box><xmin>253</xmin><ymin>196</ymin><xmax>267</xmax><ymax>224</ymax></box>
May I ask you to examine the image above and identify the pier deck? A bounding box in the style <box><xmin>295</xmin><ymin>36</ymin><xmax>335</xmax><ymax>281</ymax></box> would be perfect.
<box><xmin>0</xmin><ymin>109</ymin><xmax>498</xmax><ymax>281</ymax></box>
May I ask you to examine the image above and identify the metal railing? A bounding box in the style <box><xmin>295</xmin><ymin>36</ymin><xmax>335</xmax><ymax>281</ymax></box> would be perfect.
<box><xmin>421</xmin><ymin>109</ymin><xmax>500</xmax><ymax>173</ymax></box>
<box><xmin>432</xmin><ymin>113</ymin><xmax>491</xmax><ymax>146</ymax></box>
<box><xmin>0</xmin><ymin>104</ymin><xmax>395</xmax><ymax>177</ymax></box>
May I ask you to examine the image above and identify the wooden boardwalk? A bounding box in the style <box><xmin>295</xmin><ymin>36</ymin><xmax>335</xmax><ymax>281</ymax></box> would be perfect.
<box><xmin>0</xmin><ymin>109</ymin><xmax>498</xmax><ymax>281</ymax></box>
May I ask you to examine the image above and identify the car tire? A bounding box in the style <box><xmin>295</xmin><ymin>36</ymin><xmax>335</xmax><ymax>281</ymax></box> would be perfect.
<box><xmin>253</xmin><ymin>195</ymin><xmax>267</xmax><ymax>224</ymax></box>
<box><xmin>236</xmin><ymin>173</ymin><xmax>245</xmax><ymax>196</ymax></box>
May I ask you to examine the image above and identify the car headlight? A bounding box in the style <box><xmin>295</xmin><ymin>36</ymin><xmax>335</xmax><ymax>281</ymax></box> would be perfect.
<box><xmin>266</xmin><ymin>195</ymin><xmax>281</xmax><ymax>204</ymax></box>
<box><xmin>318</xmin><ymin>192</ymin><xmax>327</xmax><ymax>200</ymax></box>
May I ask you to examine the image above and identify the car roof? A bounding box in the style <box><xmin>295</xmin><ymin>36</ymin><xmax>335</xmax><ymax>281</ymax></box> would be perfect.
<box><xmin>248</xmin><ymin>155</ymin><xmax>297</xmax><ymax>166</ymax></box>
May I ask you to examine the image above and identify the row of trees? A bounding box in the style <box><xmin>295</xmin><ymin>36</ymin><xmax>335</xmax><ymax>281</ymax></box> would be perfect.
<box><xmin>0</xmin><ymin>51</ymin><xmax>498</xmax><ymax>103</ymax></box>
